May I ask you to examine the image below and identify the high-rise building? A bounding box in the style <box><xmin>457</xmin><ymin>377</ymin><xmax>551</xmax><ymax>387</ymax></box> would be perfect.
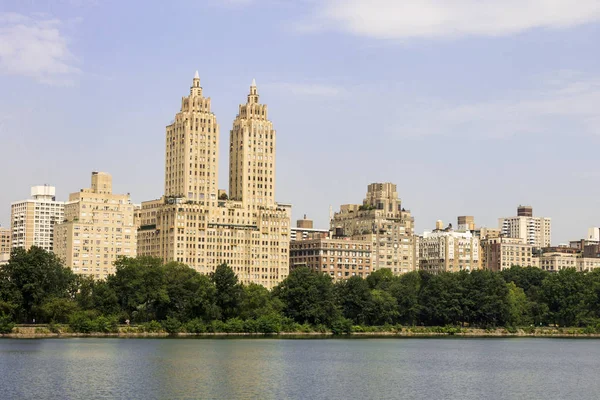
<box><xmin>10</xmin><ymin>185</ymin><xmax>64</xmax><ymax>252</ymax></box>
<box><xmin>137</xmin><ymin>74</ymin><xmax>291</xmax><ymax>289</ymax></box>
<box><xmin>587</xmin><ymin>227</ymin><xmax>600</xmax><ymax>242</ymax></box>
<box><xmin>418</xmin><ymin>222</ymin><xmax>480</xmax><ymax>273</ymax></box>
<box><xmin>331</xmin><ymin>183</ymin><xmax>415</xmax><ymax>274</ymax></box>
<box><xmin>499</xmin><ymin>205</ymin><xmax>551</xmax><ymax>248</ymax></box>
<box><xmin>0</xmin><ymin>226</ymin><xmax>10</xmax><ymax>265</ymax></box>
<box><xmin>54</xmin><ymin>172</ymin><xmax>137</xmax><ymax>279</ymax></box>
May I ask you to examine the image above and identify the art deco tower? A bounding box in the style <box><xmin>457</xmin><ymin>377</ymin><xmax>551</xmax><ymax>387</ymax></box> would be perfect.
<box><xmin>165</xmin><ymin>71</ymin><xmax>219</xmax><ymax>203</ymax></box>
<box><xmin>138</xmin><ymin>73</ymin><xmax>291</xmax><ymax>289</ymax></box>
<box><xmin>229</xmin><ymin>80</ymin><xmax>276</xmax><ymax>208</ymax></box>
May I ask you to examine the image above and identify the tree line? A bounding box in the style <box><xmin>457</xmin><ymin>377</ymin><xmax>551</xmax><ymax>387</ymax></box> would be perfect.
<box><xmin>2</xmin><ymin>246</ymin><xmax>600</xmax><ymax>334</ymax></box>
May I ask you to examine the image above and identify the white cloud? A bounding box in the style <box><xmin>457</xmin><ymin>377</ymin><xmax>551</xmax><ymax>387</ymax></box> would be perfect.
<box><xmin>0</xmin><ymin>12</ymin><xmax>80</xmax><ymax>85</ymax></box>
<box><xmin>265</xmin><ymin>82</ymin><xmax>344</xmax><ymax>96</ymax></box>
<box><xmin>304</xmin><ymin>0</ymin><xmax>600</xmax><ymax>39</ymax></box>
<box><xmin>390</xmin><ymin>73</ymin><xmax>600</xmax><ymax>138</ymax></box>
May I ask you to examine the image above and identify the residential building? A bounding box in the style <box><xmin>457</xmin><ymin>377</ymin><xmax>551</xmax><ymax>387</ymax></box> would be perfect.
<box><xmin>588</xmin><ymin>227</ymin><xmax>600</xmax><ymax>242</ymax></box>
<box><xmin>290</xmin><ymin>237</ymin><xmax>372</xmax><ymax>280</ymax></box>
<box><xmin>290</xmin><ymin>215</ymin><xmax>329</xmax><ymax>241</ymax></box>
<box><xmin>54</xmin><ymin>172</ymin><xmax>137</xmax><ymax>279</ymax></box>
<box><xmin>10</xmin><ymin>185</ymin><xmax>64</xmax><ymax>252</ymax></box>
<box><xmin>418</xmin><ymin>223</ymin><xmax>480</xmax><ymax>273</ymax></box>
<box><xmin>499</xmin><ymin>205</ymin><xmax>551</xmax><ymax>248</ymax></box>
<box><xmin>137</xmin><ymin>75</ymin><xmax>291</xmax><ymax>289</ymax></box>
<box><xmin>482</xmin><ymin>236</ymin><xmax>538</xmax><ymax>272</ymax></box>
<box><xmin>0</xmin><ymin>226</ymin><xmax>10</xmax><ymax>264</ymax></box>
<box><xmin>539</xmin><ymin>247</ymin><xmax>579</xmax><ymax>272</ymax></box>
<box><xmin>331</xmin><ymin>182</ymin><xmax>415</xmax><ymax>274</ymax></box>
<box><xmin>457</xmin><ymin>216</ymin><xmax>475</xmax><ymax>232</ymax></box>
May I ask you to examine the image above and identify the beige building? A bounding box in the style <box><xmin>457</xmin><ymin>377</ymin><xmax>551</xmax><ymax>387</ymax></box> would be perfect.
<box><xmin>538</xmin><ymin>247</ymin><xmax>578</xmax><ymax>272</ymax></box>
<box><xmin>331</xmin><ymin>183</ymin><xmax>415</xmax><ymax>274</ymax></box>
<box><xmin>290</xmin><ymin>215</ymin><xmax>330</xmax><ymax>241</ymax></box>
<box><xmin>481</xmin><ymin>237</ymin><xmax>538</xmax><ymax>272</ymax></box>
<box><xmin>499</xmin><ymin>205</ymin><xmax>551</xmax><ymax>248</ymax></box>
<box><xmin>418</xmin><ymin>223</ymin><xmax>480</xmax><ymax>273</ymax></box>
<box><xmin>290</xmin><ymin>237</ymin><xmax>372</xmax><ymax>280</ymax></box>
<box><xmin>54</xmin><ymin>172</ymin><xmax>137</xmax><ymax>279</ymax></box>
<box><xmin>138</xmin><ymin>74</ymin><xmax>290</xmax><ymax>289</ymax></box>
<box><xmin>10</xmin><ymin>185</ymin><xmax>64</xmax><ymax>252</ymax></box>
<box><xmin>0</xmin><ymin>226</ymin><xmax>10</xmax><ymax>264</ymax></box>
<box><xmin>457</xmin><ymin>216</ymin><xmax>475</xmax><ymax>232</ymax></box>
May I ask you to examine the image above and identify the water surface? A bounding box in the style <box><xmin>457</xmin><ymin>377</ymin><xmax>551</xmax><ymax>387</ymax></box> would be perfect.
<box><xmin>0</xmin><ymin>338</ymin><xmax>597</xmax><ymax>399</ymax></box>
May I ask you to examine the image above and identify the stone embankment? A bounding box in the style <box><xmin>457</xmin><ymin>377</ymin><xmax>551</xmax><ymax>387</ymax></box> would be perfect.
<box><xmin>3</xmin><ymin>325</ymin><xmax>600</xmax><ymax>338</ymax></box>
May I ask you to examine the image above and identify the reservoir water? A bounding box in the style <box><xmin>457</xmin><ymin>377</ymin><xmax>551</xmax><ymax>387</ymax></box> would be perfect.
<box><xmin>0</xmin><ymin>337</ymin><xmax>598</xmax><ymax>399</ymax></box>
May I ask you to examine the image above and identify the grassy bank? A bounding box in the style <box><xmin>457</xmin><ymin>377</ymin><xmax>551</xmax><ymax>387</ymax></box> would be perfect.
<box><xmin>4</xmin><ymin>324</ymin><xmax>600</xmax><ymax>338</ymax></box>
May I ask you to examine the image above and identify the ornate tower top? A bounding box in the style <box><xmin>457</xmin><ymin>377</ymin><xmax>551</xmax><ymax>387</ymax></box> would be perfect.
<box><xmin>191</xmin><ymin>71</ymin><xmax>202</xmax><ymax>97</ymax></box>
<box><xmin>248</xmin><ymin>78</ymin><xmax>259</xmax><ymax>104</ymax></box>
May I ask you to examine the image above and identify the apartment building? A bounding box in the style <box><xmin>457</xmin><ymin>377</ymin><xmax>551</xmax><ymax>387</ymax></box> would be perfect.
<box><xmin>538</xmin><ymin>247</ymin><xmax>578</xmax><ymax>272</ymax></box>
<box><xmin>0</xmin><ymin>226</ymin><xmax>10</xmax><ymax>264</ymax></box>
<box><xmin>499</xmin><ymin>205</ymin><xmax>551</xmax><ymax>248</ymax></box>
<box><xmin>418</xmin><ymin>223</ymin><xmax>480</xmax><ymax>273</ymax></box>
<box><xmin>54</xmin><ymin>172</ymin><xmax>137</xmax><ymax>279</ymax></box>
<box><xmin>331</xmin><ymin>183</ymin><xmax>415</xmax><ymax>274</ymax></box>
<box><xmin>481</xmin><ymin>236</ymin><xmax>538</xmax><ymax>272</ymax></box>
<box><xmin>137</xmin><ymin>74</ymin><xmax>290</xmax><ymax>289</ymax></box>
<box><xmin>290</xmin><ymin>237</ymin><xmax>372</xmax><ymax>280</ymax></box>
<box><xmin>290</xmin><ymin>215</ymin><xmax>329</xmax><ymax>241</ymax></box>
<box><xmin>10</xmin><ymin>185</ymin><xmax>64</xmax><ymax>252</ymax></box>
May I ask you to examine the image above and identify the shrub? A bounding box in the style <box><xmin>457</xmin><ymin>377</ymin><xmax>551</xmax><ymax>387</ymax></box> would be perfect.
<box><xmin>208</xmin><ymin>320</ymin><xmax>227</xmax><ymax>333</ymax></box>
<box><xmin>330</xmin><ymin>317</ymin><xmax>352</xmax><ymax>335</ymax></box>
<box><xmin>313</xmin><ymin>324</ymin><xmax>329</xmax><ymax>333</ymax></box>
<box><xmin>243</xmin><ymin>319</ymin><xmax>260</xmax><ymax>333</ymax></box>
<box><xmin>224</xmin><ymin>318</ymin><xmax>244</xmax><ymax>333</ymax></box>
<box><xmin>140</xmin><ymin>320</ymin><xmax>163</xmax><ymax>333</ymax></box>
<box><xmin>0</xmin><ymin>314</ymin><xmax>15</xmax><ymax>334</ymax></box>
<box><xmin>162</xmin><ymin>317</ymin><xmax>182</xmax><ymax>334</ymax></box>
<box><xmin>69</xmin><ymin>311</ymin><xmax>95</xmax><ymax>333</ymax></box>
<box><xmin>93</xmin><ymin>316</ymin><xmax>118</xmax><ymax>333</ymax></box>
<box><xmin>184</xmin><ymin>319</ymin><xmax>206</xmax><ymax>334</ymax></box>
<box><xmin>257</xmin><ymin>314</ymin><xmax>282</xmax><ymax>334</ymax></box>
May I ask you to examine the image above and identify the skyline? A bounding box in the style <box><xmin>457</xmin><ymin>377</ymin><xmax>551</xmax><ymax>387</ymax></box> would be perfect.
<box><xmin>1</xmin><ymin>1</ymin><xmax>600</xmax><ymax>243</ymax></box>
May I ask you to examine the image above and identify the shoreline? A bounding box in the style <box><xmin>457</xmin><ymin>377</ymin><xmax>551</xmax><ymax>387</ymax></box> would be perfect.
<box><xmin>4</xmin><ymin>326</ymin><xmax>600</xmax><ymax>339</ymax></box>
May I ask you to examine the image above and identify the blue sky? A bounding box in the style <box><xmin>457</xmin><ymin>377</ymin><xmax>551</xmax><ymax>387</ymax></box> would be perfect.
<box><xmin>1</xmin><ymin>0</ymin><xmax>599</xmax><ymax>243</ymax></box>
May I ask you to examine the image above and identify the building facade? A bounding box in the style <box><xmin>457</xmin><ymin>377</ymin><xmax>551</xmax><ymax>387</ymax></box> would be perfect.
<box><xmin>418</xmin><ymin>224</ymin><xmax>480</xmax><ymax>273</ymax></box>
<box><xmin>290</xmin><ymin>237</ymin><xmax>372</xmax><ymax>280</ymax></box>
<box><xmin>54</xmin><ymin>172</ymin><xmax>137</xmax><ymax>279</ymax></box>
<box><xmin>0</xmin><ymin>227</ymin><xmax>10</xmax><ymax>264</ymax></box>
<box><xmin>290</xmin><ymin>215</ymin><xmax>330</xmax><ymax>241</ymax></box>
<box><xmin>481</xmin><ymin>237</ymin><xmax>538</xmax><ymax>272</ymax></box>
<box><xmin>331</xmin><ymin>183</ymin><xmax>415</xmax><ymax>274</ymax></box>
<box><xmin>538</xmin><ymin>247</ymin><xmax>578</xmax><ymax>272</ymax></box>
<box><xmin>137</xmin><ymin>75</ymin><xmax>290</xmax><ymax>289</ymax></box>
<box><xmin>499</xmin><ymin>205</ymin><xmax>551</xmax><ymax>248</ymax></box>
<box><xmin>10</xmin><ymin>185</ymin><xmax>64</xmax><ymax>252</ymax></box>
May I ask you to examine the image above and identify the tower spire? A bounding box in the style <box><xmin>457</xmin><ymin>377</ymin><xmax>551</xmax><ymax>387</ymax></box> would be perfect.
<box><xmin>194</xmin><ymin>70</ymin><xmax>200</xmax><ymax>80</ymax></box>
<box><xmin>251</xmin><ymin>78</ymin><xmax>256</xmax><ymax>87</ymax></box>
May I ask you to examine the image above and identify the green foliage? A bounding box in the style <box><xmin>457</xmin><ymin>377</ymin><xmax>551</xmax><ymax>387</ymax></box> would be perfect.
<box><xmin>212</xmin><ymin>264</ymin><xmax>243</xmax><ymax>321</ymax></box>
<box><xmin>0</xmin><ymin>313</ymin><xmax>15</xmax><ymax>334</ymax></box>
<box><xmin>184</xmin><ymin>318</ymin><xmax>206</xmax><ymax>334</ymax></box>
<box><xmin>162</xmin><ymin>317</ymin><xmax>182</xmax><ymax>334</ymax></box>
<box><xmin>330</xmin><ymin>317</ymin><xmax>353</xmax><ymax>335</ymax></box>
<box><xmin>139</xmin><ymin>320</ymin><xmax>163</xmax><ymax>333</ymax></box>
<box><xmin>1</xmin><ymin>247</ymin><xmax>76</xmax><ymax>322</ymax></box>
<box><xmin>273</xmin><ymin>267</ymin><xmax>340</xmax><ymax>326</ymax></box>
<box><xmin>40</xmin><ymin>297</ymin><xmax>79</xmax><ymax>324</ymax></box>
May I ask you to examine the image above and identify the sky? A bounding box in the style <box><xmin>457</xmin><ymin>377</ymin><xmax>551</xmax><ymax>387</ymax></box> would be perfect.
<box><xmin>0</xmin><ymin>0</ymin><xmax>599</xmax><ymax>244</ymax></box>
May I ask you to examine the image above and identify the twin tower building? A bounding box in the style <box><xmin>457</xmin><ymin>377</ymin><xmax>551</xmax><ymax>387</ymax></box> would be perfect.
<box><xmin>137</xmin><ymin>73</ymin><xmax>291</xmax><ymax>288</ymax></box>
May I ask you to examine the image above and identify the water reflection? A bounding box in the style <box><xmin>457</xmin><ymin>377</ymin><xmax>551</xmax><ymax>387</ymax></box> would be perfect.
<box><xmin>1</xmin><ymin>338</ymin><xmax>600</xmax><ymax>400</ymax></box>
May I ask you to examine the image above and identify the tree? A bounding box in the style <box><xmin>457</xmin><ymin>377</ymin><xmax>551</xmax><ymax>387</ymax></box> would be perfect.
<box><xmin>389</xmin><ymin>271</ymin><xmax>422</xmax><ymax>325</ymax></box>
<box><xmin>366</xmin><ymin>268</ymin><xmax>395</xmax><ymax>291</ymax></box>
<box><xmin>1</xmin><ymin>247</ymin><xmax>76</xmax><ymax>322</ymax></box>
<box><xmin>419</xmin><ymin>272</ymin><xmax>465</xmax><ymax>326</ymax></box>
<box><xmin>541</xmin><ymin>268</ymin><xmax>587</xmax><ymax>327</ymax></box>
<box><xmin>462</xmin><ymin>270</ymin><xmax>509</xmax><ymax>328</ymax></box>
<box><xmin>274</xmin><ymin>267</ymin><xmax>340</xmax><ymax>325</ymax></box>
<box><xmin>211</xmin><ymin>264</ymin><xmax>242</xmax><ymax>321</ymax></box>
<box><xmin>335</xmin><ymin>276</ymin><xmax>372</xmax><ymax>325</ymax></box>
<box><xmin>505</xmin><ymin>282</ymin><xmax>532</xmax><ymax>326</ymax></box>
<box><xmin>108</xmin><ymin>256</ymin><xmax>169</xmax><ymax>322</ymax></box>
<box><xmin>239</xmin><ymin>283</ymin><xmax>281</xmax><ymax>320</ymax></box>
<box><xmin>366</xmin><ymin>289</ymin><xmax>399</xmax><ymax>325</ymax></box>
<box><xmin>163</xmin><ymin>262</ymin><xmax>218</xmax><ymax>321</ymax></box>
